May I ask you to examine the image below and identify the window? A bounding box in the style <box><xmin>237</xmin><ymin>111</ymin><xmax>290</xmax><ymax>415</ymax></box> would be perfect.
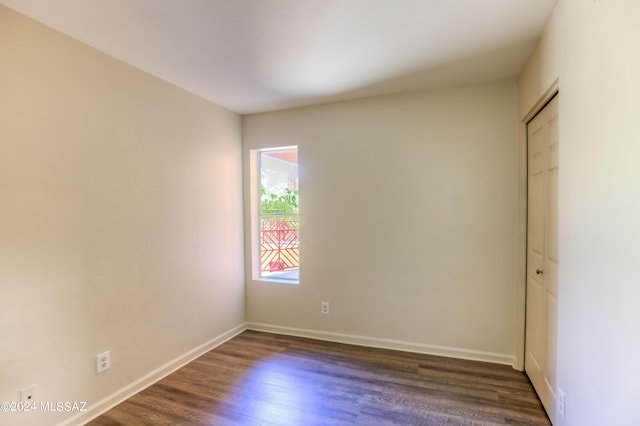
<box><xmin>257</xmin><ymin>147</ymin><xmax>299</xmax><ymax>282</ymax></box>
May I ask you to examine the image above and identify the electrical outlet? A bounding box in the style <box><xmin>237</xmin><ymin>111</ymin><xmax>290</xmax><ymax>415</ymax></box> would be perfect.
<box><xmin>20</xmin><ymin>385</ymin><xmax>37</xmax><ymax>403</ymax></box>
<box><xmin>557</xmin><ymin>388</ymin><xmax>566</xmax><ymax>419</ymax></box>
<box><xmin>321</xmin><ymin>301</ymin><xmax>330</xmax><ymax>315</ymax></box>
<box><xmin>97</xmin><ymin>350</ymin><xmax>111</xmax><ymax>374</ymax></box>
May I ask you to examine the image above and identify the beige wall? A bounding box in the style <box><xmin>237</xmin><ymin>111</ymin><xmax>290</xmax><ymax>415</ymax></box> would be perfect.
<box><xmin>10</xmin><ymin>0</ymin><xmax>640</xmax><ymax>423</ymax></box>
<box><xmin>518</xmin><ymin>0</ymin><xmax>640</xmax><ymax>424</ymax></box>
<box><xmin>0</xmin><ymin>7</ymin><xmax>244</xmax><ymax>425</ymax></box>
<box><xmin>243</xmin><ymin>81</ymin><xmax>520</xmax><ymax>364</ymax></box>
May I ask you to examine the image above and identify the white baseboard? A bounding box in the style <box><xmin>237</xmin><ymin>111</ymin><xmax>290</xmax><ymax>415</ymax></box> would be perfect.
<box><xmin>60</xmin><ymin>323</ymin><xmax>247</xmax><ymax>426</ymax></box>
<box><xmin>246</xmin><ymin>322</ymin><xmax>515</xmax><ymax>366</ymax></box>
<box><xmin>61</xmin><ymin>321</ymin><xmax>515</xmax><ymax>425</ymax></box>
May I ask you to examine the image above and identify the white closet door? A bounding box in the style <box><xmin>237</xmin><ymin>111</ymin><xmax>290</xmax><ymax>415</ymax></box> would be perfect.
<box><xmin>525</xmin><ymin>94</ymin><xmax>559</xmax><ymax>423</ymax></box>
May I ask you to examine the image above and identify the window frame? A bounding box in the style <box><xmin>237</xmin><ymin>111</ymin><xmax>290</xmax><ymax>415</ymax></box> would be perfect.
<box><xmin>251</xmin><ymin>146</ymin><xmax>300</xmax><ymax>284</ymax></box>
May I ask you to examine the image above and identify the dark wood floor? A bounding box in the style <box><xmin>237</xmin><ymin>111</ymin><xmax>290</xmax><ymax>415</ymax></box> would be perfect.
<box><xmin>89</xmin><ymin>330</ymin><xmax>550</xmax><ymax>425</ymax></box>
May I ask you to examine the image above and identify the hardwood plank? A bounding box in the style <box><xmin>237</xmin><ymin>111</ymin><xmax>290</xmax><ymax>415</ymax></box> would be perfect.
<box><xmin>88</xmin><ymin>331</ymin><xmax>550</xmax><ymax>425</ymax></box>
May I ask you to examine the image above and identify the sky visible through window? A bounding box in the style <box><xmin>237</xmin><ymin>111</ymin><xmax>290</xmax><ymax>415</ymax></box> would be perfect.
<box><xmin>259</xmin><ymin>147</ymin><xmax>299</xmax><ymax>281</ymax></box>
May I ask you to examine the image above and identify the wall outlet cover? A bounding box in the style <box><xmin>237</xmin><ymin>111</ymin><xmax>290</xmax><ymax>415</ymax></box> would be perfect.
<box><xmin>97</xmin><ymin>350</ymin><xmax>111</xmax><ymax>374</ymax></box>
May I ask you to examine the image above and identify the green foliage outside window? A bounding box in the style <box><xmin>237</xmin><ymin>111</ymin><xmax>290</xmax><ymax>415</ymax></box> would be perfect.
<box><xmin>260</xmin><ymin>185</ymin><xmax>299</xmax><ymax>215</ymax></box>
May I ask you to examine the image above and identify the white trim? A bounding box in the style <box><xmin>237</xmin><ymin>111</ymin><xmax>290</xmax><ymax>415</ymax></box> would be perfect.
<box><xmin>258</xmin><ymin>145</ymin><xmax>298</xmax><ymax>153</ymax></box>
<box><xmin>514</xmin><ymin>116</ymin><xmax>528</xmax><ymax>371</ymax></box>
<box><xmin>251</xmin><ymin>145</ymin><xmax>301</xmax><ymax>283</ymax></box>
<box><xmin>246</xmin><ymin>322</ymin><xmax>515</xmax><ymax>366</ymax></box>
<box><xmin>522</xmin><ymin>80</ymin><xmax>560</xmax><ymax>123</ymax></box>
<box><xmin>59</xmin><ymin>323</ymin><xmax>247</xmax><ymax>426</ymax></box>
<box><xmin>255</xmin><ymin>277</ymin><xmax>299</xmax><ymax>285</ymax></box>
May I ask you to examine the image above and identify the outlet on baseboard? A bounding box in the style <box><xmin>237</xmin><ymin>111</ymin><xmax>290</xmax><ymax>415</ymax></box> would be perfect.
<box><xmin>321</xmin><ymin>301</ymin><xmax>330</xmax><ymax>315</ymax></box>
<box><xmin>97</xmin><ymin>350</ymin><xmax>111</xmax><ymax>374</ymax></box>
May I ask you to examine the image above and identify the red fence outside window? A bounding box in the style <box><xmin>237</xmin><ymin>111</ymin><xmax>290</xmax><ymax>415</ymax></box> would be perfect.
<box><xmin>260</xmin><ymin>216</ymin><xmax>299</xmax><ymax>275</ymax></box>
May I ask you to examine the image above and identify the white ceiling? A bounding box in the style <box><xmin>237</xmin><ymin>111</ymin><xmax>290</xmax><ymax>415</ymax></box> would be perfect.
<box><xmin>0</xmin><ymin>0</ymin><xmax>556</xmax><ymax>114</ymax></box>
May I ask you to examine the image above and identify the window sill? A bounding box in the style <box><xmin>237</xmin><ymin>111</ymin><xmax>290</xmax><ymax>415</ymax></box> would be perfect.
<box><xmin>255</xmin><ymin>277</ymin><xmax>300</xmax><ymax>285</ymax></box>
